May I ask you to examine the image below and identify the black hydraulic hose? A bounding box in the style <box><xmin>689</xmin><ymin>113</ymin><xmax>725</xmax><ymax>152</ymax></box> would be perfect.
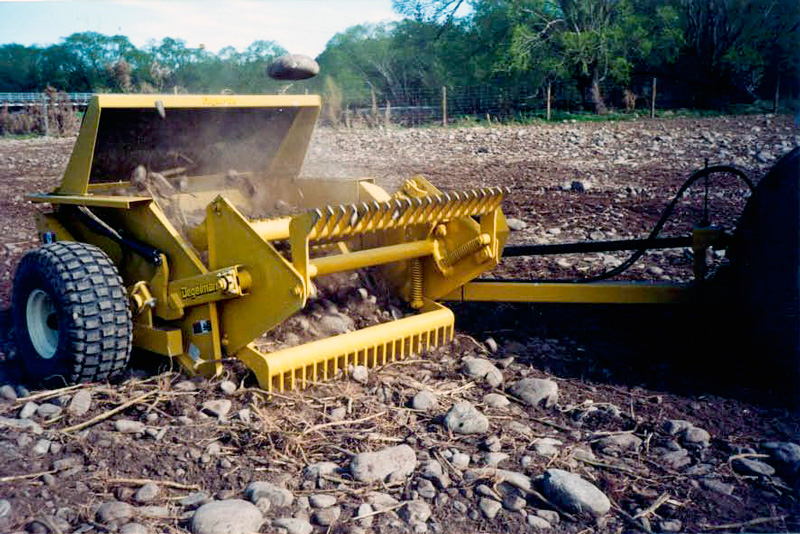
<box><xmin>518</xmin><ymin>165</ymin><xmax>754</xmax><ymax>283</ymax></box>
<box><xmin>71</xmin><ymin>206</ymin><xmax>163</xmax><ymax>265</ymax></box>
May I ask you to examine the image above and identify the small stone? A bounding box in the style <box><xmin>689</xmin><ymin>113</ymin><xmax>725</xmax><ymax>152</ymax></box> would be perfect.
<box><xmin>255</xmin><ymin>497</ymin><xmax>271</xmax><ymax>515</ymax></box>
<box><xmin>0</xmin><ymin>499</ymin><xmax>11</xmax><ymax>518</ymax></box>
<box><xmin>134</xmin><ymin>483</ymin><xmax>160</xmax><ymax>504</ymax></box>
<box><xmin>96</xmin><ymin>501</ymin><xmax>134</xmax><ymax>526</ymax></box>
<box><xmin>461</xmin><ymin>357</ymin><xmax>503</xmax><ymax>388</ymax></box>
<box><xmin>191</xmin><ymin>499</ymin><xmax>263</xmax><ymax>534</ymax></box>
<box><xmin>180</xmin><ymin>492</ymin><xmax>211</xmax><ymax>509</ymax></box>
<box><xmin>538</xmin><ymin>469</ymin><xmax>610</xmax><ymax>517</ymax></box>
<box><xmin>452</xmin><ymin>500</ymin><xmax>468</xmax><ymax>514</ymax></box>
<box><xmin>661</xmin><ymin>448</ymin><xmax>691</xmax><ymax>469</ymax></box>
<box><xmin>451</xmin><ymin>452</ymin><xmax>470</xmax><ymax>470</ymax></box>
<box><xmin>503</xmin><ymin>493</ymin><xmax>526</xmax><ymax>511</ymax></box>
<box><xmin>700</xmin><ymin>478</ymin><xmax>735</xmax><ymax>495</ymax></box>
<box><xmin>483</xmin><ymin>452</ymin><xmax>509</xmax><ymax>466</ymax></box>
<box><xmin>219</xmin><ymin>381</ymin><xmax>237</xmax><ymax>395</ymax></box>
<box><xmin>527</xmin><ymin>515</ymin><xmax>552</xmax><ymax>529</ymax></box>
<box><xmin>536</xmin><ymin>509</ymin><xmax>560</xmax><ymax>524</ymax></box>
<box><xmin>420</xmin><ymin>460</ymin><xmax>451</xmax><ymax>489</ymax></box>
<box><xmin>120</xmin><ymin>523</ymin><xmax>149</xmax><ymax>534</ymax></box>
<box><xmin>114</xmin><ymin>420</ymin><xmax>145</xmax><ymax>434</ymax></box>
<box><xmin>201</xmin><ymin>399</ymin><xmax>232</xmax><ymax>419</ymax></box>
<box><xmin>0</xmin><ymin>386</ymin><xmax>17</xmax><ymax>401</ymax></box>
<box><xmin>245</xmin><ymin>481</ymin><xmax>294</xmax><ymax>508</ymax></box>
<box><xmin>355</xmin><ymin>503</ymin><xmax>374</xmax><ymax>527</ymax></box>
<box><xmin>274</xmin><ymin>517</ymin><xmax>313</xmax><ymax>534</ymax></box>
<box><xmin>660</xmin><ymin>519</ymin><xmax>683</xmax><ymax>532</ymax></box>
<box><xmin>506</xmin><ymin>218</ymin><xmax>528</xmax><ymax>231</ymax></box>
<box><xmin>36</xmin><ymin>403</ymin><xmax>61</xmax><ymax>419</ymax></box>
<box><xmin>508</xmin><ymin>421</ymin><xmax>534</xmax><ymax>438</ymax></box>
<box><xmin>731</xmin><ymin>457</ymin><xmax>775</xmax><ymax>476</ymax></box>
<box><xmin>484</xmin><ymin>337</ymin><xmax>498</xmax><ymax>353</ymax></box>
<box><xmin>532</xmin><ymin>438</ymin><xmax>562</xmax><ymax>457</ymax></box>
<box><xmin>479</xmin><ymin>497</ymin><xmax>502</xmax><ymax>519</ymax></box>
<box><xmin>681</xmin><ymin>427</ymin><xmax>711</xmax><ymax>447</ymax></box>
<box><xmin>417</xmin><ymin>478</ymin><xmax>437</xmax><ymax>499</ymax></box>
<box><xmin>29</xmin><ymin>515</ymin><xmax>70</xmax><ymax>534</ymax></box>
<box><xmin>400</xmin><ymin>500</ymin><xmax>431</xmax><ymax>524</ymax></box>
<box><xmin>177</xmin><ymin>416</ymin><xmax>194</xmax><ymax>426</ymax></box>
<box><xmin>444</xmin><ymin>402</ymin><xmax>489</xmax><ymax>434</ymax></box>
<box><xmin>351</xmin><ymin>365</ymin><xmax>369</xmax><ymax>384</ymax></box>
<box><xmin>663</xmin><ymin>419</ymin><xmax>693</xmax><ymax>436</ymax></box>
<box><xmin>237</xmin><ymin>408</ymin><xmax>251</xmax><ymax>424</ymax></box>
<box><xmin>32</xmin><ymin>438</ymin><xmax>51</xmax><ymax>455</ymax></box>
<box><xmin>329</xmin><ymin>406</ymin><xmax>346</xmax><ymax>421</ymax></box>
<box><xmin>19</xmin><ymin>401</ymin><xmax>38</xmax><ymax>419</ymax></box>
<box><xmin>482</xmin><ymin>393</ymin><xmax>510</xmax><ymax>408</ymax></box>
<box><xmin>411</xmin><ymin>391</ymin><xmax>438</xmax><ymax>411</ymax></box>
<box><xmin>138</xmin><ymin>506</ymin><xmax>170</xmax><ymax>518</ymax></box>
<box><xmin>173</xmin><ymin>381</ymin><xmax>197</xmax><ymax>391</ymax></box>
<box><xmin>350</xmin><ymin>444</ymin><xmax>417</xmax><ymax>483</ymax></box>
<box><xmin>507</xmin><ymin>379</ymin><xmax>558</xmax><ymax>408</ymax></box>
<box><xmin>313</xmin><ymin>506</ymin><xmax>341</xmax><ymax>526</ymax></box>
<box><xmin>303</xmin><ymin>461</ymin><xmax>340</xmax><ymax>480</ymax></box>
<box><xmin>309</xmin><ymin>494</ymin><xmax>337</xmax><ymax>508</ymax></box>
<box><xmin>595</xmin><ymin>434</ymin><xmax>642</xmax><ymax>453</ymax></box>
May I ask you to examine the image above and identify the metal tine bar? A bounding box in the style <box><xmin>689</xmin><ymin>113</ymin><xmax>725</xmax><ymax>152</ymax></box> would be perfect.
<box><xmin>324</xmin><ymin>206</ymin><xmax>346</xmax><ymax>239</ymax></box>
<box><xmin>333</xmin><ymin>205</ymin><xmax>356</xmax><ymax>240</ymax></box>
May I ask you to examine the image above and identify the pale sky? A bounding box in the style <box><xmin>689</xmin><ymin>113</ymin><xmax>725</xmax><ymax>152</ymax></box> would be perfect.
<box><xmin>0</xmin><ymin>0</ymin><xmax>403</xmax><ymax>58</ymax></box>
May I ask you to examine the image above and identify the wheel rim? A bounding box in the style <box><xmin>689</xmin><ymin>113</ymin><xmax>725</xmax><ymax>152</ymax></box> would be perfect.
<box><xmin>26</xmin><ymin>289</ymin><xmax>58</xmax><ymax>359</ymax></box>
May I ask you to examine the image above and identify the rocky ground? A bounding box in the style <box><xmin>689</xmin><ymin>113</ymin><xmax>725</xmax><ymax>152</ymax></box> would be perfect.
<box><xmin>1</xmin><ymin>114</ymin><xmax>800</xmax><ymax>534</ymax></box>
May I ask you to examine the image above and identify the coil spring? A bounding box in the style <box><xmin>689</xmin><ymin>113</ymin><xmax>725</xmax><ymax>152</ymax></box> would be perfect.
<box><xmin>410</xmin><ymin>258</ymin><xmax>424</xmax><ymax>309</ymax></box>
<box><xmin>441</xmin><ymin>234</ymin><xmax>490</xmax><ymax>268</ymax></box>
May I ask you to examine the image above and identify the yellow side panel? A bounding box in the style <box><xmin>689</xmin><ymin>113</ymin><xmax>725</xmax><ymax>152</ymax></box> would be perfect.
<box><xmin>206</xmin><ymin>197</ymin><xmax>306</xmax><ymax>354</ymax></box>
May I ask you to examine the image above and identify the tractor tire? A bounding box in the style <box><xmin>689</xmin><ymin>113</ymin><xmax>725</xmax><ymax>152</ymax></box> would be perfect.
<box><xmin>724</xmin><ymin>147</ymin><xmax>800</xmax><ymax>404</ymax></box>
<box><xmin>12</xmin><ymin>241</ymin><xmax>132</xmax><ymax>385</ymax></box>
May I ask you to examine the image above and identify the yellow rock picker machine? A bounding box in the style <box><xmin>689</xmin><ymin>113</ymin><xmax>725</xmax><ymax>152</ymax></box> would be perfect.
<box><xmin>10</xmin><ymin>66</ymin><xmax>800</xmax><ymax>397</ymax></box>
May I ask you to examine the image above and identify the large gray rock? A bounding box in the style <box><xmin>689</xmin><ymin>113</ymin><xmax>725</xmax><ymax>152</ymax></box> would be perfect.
<box><xmin>462</xmin><ymin>357</ymin><xmax>503</xmax><ymax>388</ymax></box>
<box><xmin>191</xmin><ymin>500</ymin><xmax>263</xmax><ymax>534</ymax></box>
<box><xmin>245</xmin><ymin>481</ymin><xmax>294</xmax><ymax>508</ymax></box>
<box><xmin>350</xmin><ymin>444</ymin><xmax>417</xmax><ymax>483</ymax></box>
<box><xmin>507</xmin><ymin>379</ymin><xmax>558</xmax><ymax>408</ymax></box>
<box><xmin>762</xmin><ymin>441</ymin><xmax>800</xmax><ymax>479</ymax></box>
<box><xmin>274</xmin><ymin>517</ymin><xmax>313</xmax><ymax>534</ymax></box>
<box><xmin>313</xmin><ymin>506</ymin><xmax>341</xmax><ymax>526</ymax></box>
<box><xmin>538</xmin><ymin>469</ymin><xmax>610</xmax><ymax>517</ymax></box>
<box><xmin>444</xmin><ymin>402</ymin><xmax>489</xmax><ymax>434</ymax></box>
<box><xmin>267</xmin><ymin>54</ymin><xmax>320</xmax><ymax>81</ymax></box>
<box><xmin>0</xmin><ymin>416</ymin><xmax>42</xmax><ymax>434</ymax></box>
<box><xmin>119</xmin><ymin>523</ymin><xmax>149</xmax><ymax>534</ymax></box>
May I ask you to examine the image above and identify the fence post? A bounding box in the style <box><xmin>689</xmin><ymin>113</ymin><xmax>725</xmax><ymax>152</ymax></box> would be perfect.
<box><xmin>345</xmin><ymin>108</ymin><xmax>351</xmax><ymax>129</ymax></box>
<box><xmin>546</xmin><ymin>82</ymin><xmax>552</xmax><ymax>121</ymax></box>
<box><xmin>650</xmin><ymin>77</ymin><xmax>657</xmax><ymax>119</ymax></box>
<box><xmin>385</xmin><ymin>100</ymin><xmax>391</xmax><ymax>128</ymax></box>
<box><xmin>42</xmin><ymin>93</ymin><xmax>49</xmax><ymax>136</ymax></box>
<box><xmin>441</xmin><ymin>86</ymin><xmax>447</xmax><ymax>127</ymax></box>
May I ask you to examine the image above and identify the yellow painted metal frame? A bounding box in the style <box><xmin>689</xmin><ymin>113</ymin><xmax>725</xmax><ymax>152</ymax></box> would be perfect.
<box><xmin>29</xmin><ymin>93</ymin><xmax>519</xmax><ymax>393</ymax></box>
<box><xmin>443</xmin><ymin>281</ymin><xmax>692</xmax><ymax>304</ymax></box>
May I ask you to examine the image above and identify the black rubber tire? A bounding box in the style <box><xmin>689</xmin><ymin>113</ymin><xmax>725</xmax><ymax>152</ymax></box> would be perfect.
<box><xmin>12</xmin><ymin>241</ymin><xmax>132</xmax><ymax>385</ymax></box>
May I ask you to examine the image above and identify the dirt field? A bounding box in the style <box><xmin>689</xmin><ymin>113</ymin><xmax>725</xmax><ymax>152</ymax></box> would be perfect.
<box><xmin>1</xmin><ymin>114</ymin><xmax>799</xmax><ymax>534</ymax></box>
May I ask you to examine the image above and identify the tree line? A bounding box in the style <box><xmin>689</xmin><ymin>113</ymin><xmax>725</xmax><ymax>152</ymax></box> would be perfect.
<box><xmin>1</xmin><ymin>0</ymin><xmax>798</xmax><ymax>117</ymax></box>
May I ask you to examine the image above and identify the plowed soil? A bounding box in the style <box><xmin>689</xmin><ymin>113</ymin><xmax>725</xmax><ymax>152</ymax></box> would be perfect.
<box><xmin>1</xmin><ymin>114</ymin><xmax>799</xmax><ymax>534</ymax></box>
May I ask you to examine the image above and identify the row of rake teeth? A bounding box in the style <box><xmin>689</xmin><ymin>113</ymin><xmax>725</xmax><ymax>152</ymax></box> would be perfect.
<box><xmin>306</xmin><ymin>187</ymin><xmax>510</xmax><ymax>241</ymax></box>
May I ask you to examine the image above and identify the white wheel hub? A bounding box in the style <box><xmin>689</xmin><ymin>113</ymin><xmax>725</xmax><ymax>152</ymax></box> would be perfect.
<box><xmin>26</xmin><ymin>289</ymin><xmax>58</xmax><ymax>359</ymax></box>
